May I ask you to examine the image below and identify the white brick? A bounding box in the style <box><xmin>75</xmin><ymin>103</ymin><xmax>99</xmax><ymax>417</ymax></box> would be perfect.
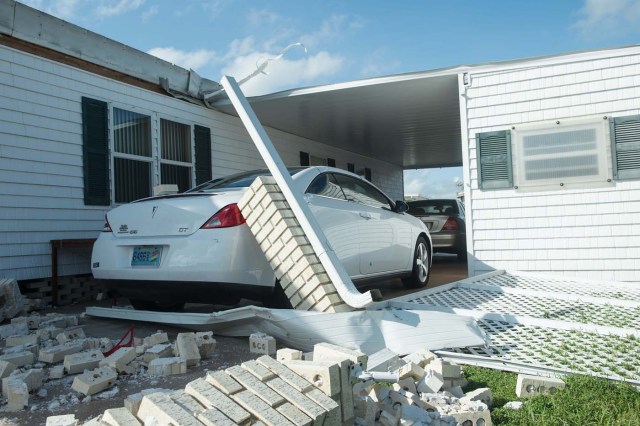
<box><xmin>123</xmin><ymin>388</ymin><xmax>174</xmax><ymax>416</ymax></box>
<box><xmin>142</xmin><ymin>343</ymin><xmax>173</xmax><ymax>363</ymax></box>
<box><xmin>256</xmin><ymin>355</ymin><xmax>313</xmax><ymax>393</ymax></box>
<box><xmin>417</xmin><ymin>372</ymin><xmax>444</xmax><ymax>394</ymax></box>
<box><xmin>0</xmin><ymin>322</ymin><xmax>28</xmax><ymax>339</ymax></box>
<box><xmin>460</xmin><ymin>387</ymin><xmax>493</xmax><ymax>407</ymax></box>
<box><xmin>276</xmin><ymin>348</ymin><xmax>302</xmax><ymax>362</ymax></box>
<box><xmin>196</xmin><ymin>408</ymin><xmax>237</xmax><ymax>426</ymax></box>
<box><xmin>516</xmin><ymin>374</ymin><xmax>565</xmax><ymax>397</ymax></box>
<box><xmin>137</xmin><ymin>392</ymin><xmax>202</xmax><ymax>426</ymax></box>
<box><xmin>147</xmin><ymin>357</ymin><xmax>187</xmax><ymax>376</ymax></box>
<box><xmin>5</xmin><ymin>334</ymin><xmax>39</xmax><ymax>347</ymax></box>
<box><xmin>277</xmin><ymin>402</ymin><xmax>312</xmax><ymax>426</ymax></box>
<box><xmin>5</xmin><ymin>378</ymin><xmax>28</xmax><ymax>411</ymax></box>
<box><xmin>170</xmin><ymin>390</ymin><xmax>206</xmax><ymax>415</ymax></box>
<box><xmin>401</xmin><ymin>349</ymin><xmax>436</xmax><ymax>368</ymax></box>
<box><xmin>313</xmin><ymin>342</ymin><xmax>368</xmax><ymax>369</ymax></box>
<box><xmin>99</xmin><ymin>347</ymin><xmax>136</xmax><ymax>373</ymax></box>
<box><xmin>232</xmin><ymin>390</ymin><xmax>295</xmax><ymax>426</ymax></box>
<box><xmin>0</xmin><ymin>360</ymin><xmax>17</xmax><ymax>379</ymax></box>
<box><xmin>143</xmin><ymin>332</ymin><xmax>169</xmax><ymax>347</ymax></box>
<box><xmin>3</xmin><ymin>368</ymin><xmax>44</xmax><ymax>394</ymax></box>
<box><xmin>56</xmin><ymin>327</ymin><xmax>86</xmax><ymax>344</ymax></box>
<box><xmin>45</xmin><ymin>414</ymin><xmax>78</xmax><ymax>426</ymax></box>
<box><xmin>102</xmin><ymin>407</ymin><xmax>141</xmax><ymax>426</ymax></box>
<box><xmin>39</xmin><ymin>343</ymin><xmax>83</xmax><ymax>363</ymax></box>
<box><xmin>226</xmin><ymin>365</ymin><xmax>285</xmax><ymax>407</ymax></box>
<box><xmin>195</xmin><ymin>332</ymin><xmax>217</xmax><ymax>358</ymax></box>
<box><xmin>426</xmin><ymin>359</ymin><xmax>461</xmax><ymax>379</ymax></box>
<box><xmin>304</xmin><ymin>388</ymin><xmax>341</xmax><ymax>426</ymax></box>
<box><xmin>0</xmin><ymin>350</ymin><xmax>35</xmax><ymax>367</ymax></box>
<box><xmin>206</xmin><ymin>370</ymin><xmax>243</xmax><ymax>395</ymax></box>
<box><xmin>249</xmin><ymin>332</ymin><xmax>276</xmax><ymax>355</ymax></box>
<box><xmin>71</xmin><ymin>366</ymin><xmax>117</xmax><ymax>396</ymax></box>
<box><xmin>176</xmin><ymin>333</ymin><xmax>201</xmax><ymax>366</ymax></box>
<box><xmin>241</xmin><ymin>359</ymin><xmax>275</xmax><ymax>381</ymax></box>
<box><xmin>447</xmin><ymin>408</ymin><xmax>492</xmax><ymax>426</ymax></box>
<box><xmin>266</xmin><ymin>377</ymin><xmax>326</xmax><ymax>424</ymax></box>
<box><xmin>185</xmin><ymin>377</ymin><xmax>251</xmax><ymax>424</ymax></box>
<box><xmin>64</xmin><ymin>350</ymin><xmax>104</xmax><ymax>374</ymax></box>
<box><xmin>48</xmin><ymin>365</ymin><xmax>65</xmax><ymax>380</ymax></box>
<box><xmin>396</xmin><ymin>362</ymin><xmax>425</xmax><ymax>381</ymax></box>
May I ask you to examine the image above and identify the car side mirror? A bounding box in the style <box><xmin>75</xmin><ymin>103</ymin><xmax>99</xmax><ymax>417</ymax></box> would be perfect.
<box><xmin>395</xmin><ymin>200</ymin><xmax>409</xmax><ymax>213</ymax></box>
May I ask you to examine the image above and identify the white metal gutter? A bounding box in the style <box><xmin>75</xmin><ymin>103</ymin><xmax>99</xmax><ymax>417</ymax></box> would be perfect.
<box><xmin>220</xmin><ymin>75</ymin><xmax>376</xmax><ymax>309</ymax></box>
<box><xmin>85</xmin><ymin>306</ymin><xmax>487</xmax><ymax>355</ymax></box>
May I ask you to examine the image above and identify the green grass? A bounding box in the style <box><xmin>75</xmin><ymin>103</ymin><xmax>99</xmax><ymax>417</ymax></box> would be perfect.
<box><xmin>463</xmin><ymin>366</ymin><xmax>640</xmax><ymax>426</ymax></box>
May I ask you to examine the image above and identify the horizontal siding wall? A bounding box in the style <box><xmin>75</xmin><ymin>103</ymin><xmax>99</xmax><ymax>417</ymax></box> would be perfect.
<box><xmin>464</xmin><ymin>50</ymin><xmax>640</xmax><ymax>282</ymax></box>
<box><xmin>0</xmin><ymin>45</ymin><xmax>403</xmax><ymax>281</ymax></box>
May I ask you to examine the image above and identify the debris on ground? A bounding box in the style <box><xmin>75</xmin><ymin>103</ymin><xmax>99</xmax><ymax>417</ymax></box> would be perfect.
<box><xmin>0</xmin><ymin>278</ymin><xmax>27</xmax><ymax>322</ymax></box>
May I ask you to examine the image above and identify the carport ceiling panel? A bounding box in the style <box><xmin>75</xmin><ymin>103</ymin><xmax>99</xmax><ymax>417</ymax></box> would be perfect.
<box><xmin>229</xmin><ymin>75</ymin><xmax>461</xmax><ymax>168</ymax></box>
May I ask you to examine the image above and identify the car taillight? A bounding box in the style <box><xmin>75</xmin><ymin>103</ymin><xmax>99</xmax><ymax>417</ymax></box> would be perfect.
<box><xmin>442</xmin><ymin>217</ymin><xmax>458</xmax><ymax>231</ymax></box>
<box><xmin>102</xmin><ymin>215</ymin><xmax>112</xmax><ymax>233</ymax></box>
<box><xmin>201</xmin><ymin>204</ymin><xmax>246</xmax><ymax>229</ymax></box>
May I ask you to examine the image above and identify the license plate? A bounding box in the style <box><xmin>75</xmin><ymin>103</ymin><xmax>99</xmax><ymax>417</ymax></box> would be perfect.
<box><xmin>131</xmin><ymin>246</ymin><xmax>162</xmax><ymax>267</ymax></box>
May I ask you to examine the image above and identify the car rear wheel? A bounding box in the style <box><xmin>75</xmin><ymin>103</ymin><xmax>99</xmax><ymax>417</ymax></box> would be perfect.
<box><xmin>402</xmin><ymin>236</ymin><xmax>430</xmax><ymax>289</ymax></box>
<box><xmin>129</xmin><ymin>299</ymin><xmax>186</xmax><ymax>312</ymax></box>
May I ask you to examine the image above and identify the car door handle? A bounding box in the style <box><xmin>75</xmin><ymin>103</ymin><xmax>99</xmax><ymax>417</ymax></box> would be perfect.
<box><xmin>359</xmin><ymin>212</ymin><xmax>372</xmax><ymax>219</ymax></box>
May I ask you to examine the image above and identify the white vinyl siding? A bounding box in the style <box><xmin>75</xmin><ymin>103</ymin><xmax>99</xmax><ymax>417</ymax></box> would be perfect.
<box><xmin>463</xmin><ymin>49</ymin><xmax>640</xmax><ymax>282</ymax></box>
<box><xmin>0</xmin><ymin>45</ymin><xmax>403</xmax><ymax>281</ymax></box>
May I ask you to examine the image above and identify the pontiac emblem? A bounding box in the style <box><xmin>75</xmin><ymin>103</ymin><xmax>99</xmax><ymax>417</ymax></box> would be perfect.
<box><xmin>152</xmin><ymin>206</ymin><xmax>158</xmax><ymax>218</ymax></box>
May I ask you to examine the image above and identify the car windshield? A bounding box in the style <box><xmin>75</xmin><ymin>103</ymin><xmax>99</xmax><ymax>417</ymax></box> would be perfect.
<box><xmin>186</xmin><ymin>168</ymin><xmax>306</xmax><ymax>192</ymax></box>
<box><xmin>407</xmin><ymin>200</ymin><xmax>458</xmax><ymax>216</ymax></box>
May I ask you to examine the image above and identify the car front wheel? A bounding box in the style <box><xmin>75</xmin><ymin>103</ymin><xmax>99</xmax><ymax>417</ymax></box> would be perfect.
<box><xmin>402</xmin><ymin>236</ymin><xmax>430</xmax><ymax>289</ymax></box>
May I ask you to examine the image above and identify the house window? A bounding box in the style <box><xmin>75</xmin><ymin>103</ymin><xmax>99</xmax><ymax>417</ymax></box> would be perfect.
<box><xmin>113</xmin><ymin>108</ymin><xmax>152</xmax><ymax>203</ymax></box>
<box><xmin>513</xmin><ymin>118</ymin><xmax>609</xmax><ymax>190</ymax></box>
<box><xmin>610</xmin><ymin>115</ymin><xmax>640</xmax><ymax>180</ymax></box>
<box><xmin>160</xmin><ymin>119</ymin><xmax>192</xmax><ymax>193</ymax></box>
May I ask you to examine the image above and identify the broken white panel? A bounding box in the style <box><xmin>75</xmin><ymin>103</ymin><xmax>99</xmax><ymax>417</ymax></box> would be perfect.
<box><xmin>220</xmin><ymin>75</ymin><xmax>374</xmax><ymax>309</ymax></box>
<box><xmin>86</xmin><ymin>306</ymin><xmax>486</xmax><ymax>354</ymax></box>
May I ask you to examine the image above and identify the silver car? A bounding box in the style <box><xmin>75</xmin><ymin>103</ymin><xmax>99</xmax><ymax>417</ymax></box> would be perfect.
<box><xmin>406</xmin><ymin>199</ymin><xmax>467</xmax><ymax>260</ymax></box>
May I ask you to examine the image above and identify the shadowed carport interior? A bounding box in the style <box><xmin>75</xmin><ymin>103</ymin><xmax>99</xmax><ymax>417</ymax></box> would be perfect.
<box><xmin>214</xmin><ymin>70</ymin><xmax>462</xmax><ymax>169</ymax></box>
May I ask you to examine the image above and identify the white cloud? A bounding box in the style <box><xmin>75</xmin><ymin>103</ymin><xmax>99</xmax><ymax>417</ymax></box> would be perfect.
<box><xmin>573</xmin><ymin>0</ymin><xmax>640</xmax><ymax>37</ymax></box>
<box><xmin>202</xmin><ymin>0</ymin><xmax>233</xmax><ymax>19</ymax></box>
<box><xmin>300</xmin><ymin>14</ymin><xmax>364</xmax><ymax>49</ymax></box>
<box><xmin>19</xmin><ymin>0</ymin><xmax>80</xmax><ymax>20</ymax></box>
<box><xmin>220</xmin><ymin>50</ymin><xmax>343</xmax><ymax>96</ymax></box>
<box><xmin>404</xmin><ymin>168</ymin><xmax>462</xmax><ymax>199</ymax></box>
<box><xmin>96</xmin><ymin>0</ymin><xmax>145</xmax><ymax>18</ymax></box>
<box><xmin>147</xmin><ymin>47</ymin><xmax>218</xmax><ymax>71</ymax></box>
<box><xmin>141</xmin><ymin>5</ymin><xmax>158</xmax><ymax>21</ymax></box>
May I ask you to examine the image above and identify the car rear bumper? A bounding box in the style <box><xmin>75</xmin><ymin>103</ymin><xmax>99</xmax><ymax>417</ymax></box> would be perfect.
<box><xmin>100</xmin><ymin>279</ymin><xmax>274</xmax><ymax>304</ymax></box>
<box><xmin>431</xmin><ymin>232</ymin><xmax>466</xmax><ymax>253</ymax></box>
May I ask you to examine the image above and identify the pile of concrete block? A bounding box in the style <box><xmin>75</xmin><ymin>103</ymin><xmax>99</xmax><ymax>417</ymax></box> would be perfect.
<box><xmin>238</xmin><ymin>176</ymin><xmax>352</xmax><ymax>313</ymax></box>
<box><xmin>0</xmin><ymin>313</ymin><xmax>218</xmax><ymax>412</ymax></box>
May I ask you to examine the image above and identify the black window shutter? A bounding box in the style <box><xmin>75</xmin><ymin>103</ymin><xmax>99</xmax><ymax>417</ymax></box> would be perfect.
<box><xmin>476</xmin><ymin>130</ymin><xmax>513</xmax><ymax>190</ymax></box>
<box><xmin>82</xmin><ymin>97</ymin><xmax>110</xmax><ymax>205</ymax></box>
<box><xmin>194</xmin><ymin>125</ymin><xmax>212</xmax><ymax>185</ymax></box>
<box><xmin>347</xmin><ymin>163</ymin><xmax>355</xmax><ymax>173</ymax></box>
<box><xmin>327</xmin><ymin>158</ymin><xmax>336</xmax><ymax>167</ymax></box>
<box><xmin>300</xmin><ymin>151</ymin><xmax>310</xmax><ymax>166</ymax></box>
<box><xmin>610</xmin><ymin>115</ymin><xmax>640</xmax><ymax>180</ymax></box>
<box><xmin>364</xmin><ymin>167</ymin><xmax>372</xmax><ymax>181</ymax></box>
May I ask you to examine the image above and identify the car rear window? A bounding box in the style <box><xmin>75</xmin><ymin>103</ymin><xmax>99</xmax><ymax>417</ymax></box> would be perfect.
<box><xmin>186</xmin><ymin>168</ymin><xmax>305</xmax><ymax>192</ymax></box>
<box><xmin>407</xmin><ymin>200</ymin><xmax>458</xmax><ymax>215</ymax></box>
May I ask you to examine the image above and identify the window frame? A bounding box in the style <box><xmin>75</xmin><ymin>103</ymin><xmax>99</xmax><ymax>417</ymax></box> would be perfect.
<box><xmin>332</xmin><ymin>173</ymin><xmax>394</xmax><ymax>211</ymax></box>
<box><xmin>158</xmin><ymin>115</ymin><xmax>195</xmax><ymax>193</ymax></box>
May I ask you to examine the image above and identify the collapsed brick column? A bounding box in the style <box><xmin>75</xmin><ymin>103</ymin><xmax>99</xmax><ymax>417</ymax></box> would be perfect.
<box><xmin>238</xmin><ymin>176</ymin><xmax>352</xmax><ymax>313</ymax></box>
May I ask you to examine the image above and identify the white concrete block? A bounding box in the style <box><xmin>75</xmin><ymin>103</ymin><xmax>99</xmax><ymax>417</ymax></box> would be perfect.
<box><xmin>64</xmin><ymin>350</ymin><xmax>104</xmax><ymax>374</ymax></box>
<box><xmin>241</xmin><ymin>359</ymin><xmax>275</xmax><ymax>381</ymax></box>
<box><xmin>123</xmin><ymin>388</ymin><xmax>174</xmax><ymax>416</ymax></box>
<box><xmin>56</xmin><ymin>327</ymin><xmax>86</xmax><ymax>344</ymax></box>
<box><xmin>516</xmin><ymin>374</ymin><xmax>565</xmax><ymax>397</ymax></box>
<box><xmin>195</xmin><ymin>332</ymin><xmax>216</xmax><ymax>359</ymax></box>
<box><xmin>3</xmin><ymin>368</ymin><xmax>44</xmax><ymax>394</ymax></box>
<box><xmin>49</xmin><ymin>365</ymin><xmax>65</xmax><ymax>380</ymax></box>
<box><xmin>5</xmin><ymin>378</ymin><xmax>28</xmax><ymax>411</ymax></box>
<box><xmin>281</xmin><ymin>359</ymin><xmax>341</xmax><ymax>396</ymax></box>
<box><xmin>427</xmin><ymin>359</ymin><xmax>462</xmax><ymax>379</ymax></box>
<box><xmin>102</xmin><ymin>407</ymin><xmax>141</xmax><ymax>426</ymax></box>
<box><xmin>0</xmin><ymin>350</ymin><xmax>35</xmax><ymax>367</ymax></box>
<box><xmin>232</xmin><ymin>389</ymin><xmax>295</xmax><ymax>426</ymax></box>
<box><xmin>401</xmin><ymin>349</ymin><xmax>437</xmax><ymax>368</ymax></box>
<box><xmin>460</xmin><ymin>387</ymin><xmax>493</xmax><ymax>407</ymax></box>
<box><xmin>256</xmin><ymin>355</ymin><xmax>314</xmax><ymax>393</ymax></box>
<box><xmin>142</xmin><ymin>343</ymin><xmax>173</xmax><ymax>363</ymax></box>
<box><xmin>277</xmin><ymin>401</ymin><xmax>313</xmax><ymax>426</ymax></box>
<box><xmin>447</xmin><ymin>408</ymin><xmax>492</xmax><ymax>426</ymax></box>
<box><xmin>276</xmin><ymin>348</ymin><xmax>302</xmax><ymax>362</ymax></box>
<box><xmin>176</xmin><ymin>333</ymin><xmax>201</xmax><ymax>366</ymax></box>
<box><xmin>0</xmin><ymin>360</ymin><xmax>17</xmax><ymax>379</ymax></box>
<box><xmin>143</xmin><ymin>332</ymin><xmax>169</xmax><ymax>347</ymax></box>
<box><xmin>417</xmin><ymin>372</ymin><xmax>444</xmax><ymax>394</ymax></box>
<box><xmin>99</xmin><ymin>347</ymin><xmax>136</xmax><ymax>373</ymax></box>
<box><xmin>266</xmin><ymin>377</ymin><xmax>326</xmax><ymax>424</ymax></box>
<box><xmin>0</xmin><ymin>322</ymin><xmax>28</xmax><ymax>339</ymax></box>
<box><xmin>304</xmin><ymin>388</ymin><xmax>342</xmax><ymax>426</ymax></box>
<box><xmin>170</xmin><ymin>390</ymin><xmax>206</xmax><ymax>415</ymax></box>
<box><xmin>367</xmin><ymin>348</ymin><xmax>406</xmax><ymax>373</ymax></box>
<box><xmin>196</xmin><ymin>408</ymin><xmax>237</xmax><ymax>426</ymax></box>
<box><xmin>71</xmin><ymin>366</ymin><xmax>118</xmax><ymax>396</ymax></box>
<box><xmin>45</xmin><ymin>414</ymin><xmax>78</xmax><ymax>425</ymax></box>
<box><xmin>250</xmin><ymin>332</ymin><xmax>276</xmax><ymax>355</ymax></box>
<box><xmin>396</xmin><ymin>362</ymin><xmax>425</xmax><ymax>381</ymax></box>
<box><xmin>226</xmin><ymin>365</ymin><xmax>285</xmax><ymax>407</ymax></box>
<box><xmin>313</xmin><ymin>342</ymin><xmax>367</xmax><ymax>369</ymax></box>
<box><xmin>38</xmin><ymin>343</ymin><xmax>83</xmax><ymax>363</ymax></box>
<box><xmin>5</xmin><ymin>334</ymin><xmax>39</xmax><ymax>347</ymax></box>
<box><xmin>147</xmin><ymin>357</ymin><xmax>187</xmax><ymax>376</ymax></box>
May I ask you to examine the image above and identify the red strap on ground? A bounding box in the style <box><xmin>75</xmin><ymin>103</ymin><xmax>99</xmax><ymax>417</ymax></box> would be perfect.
<box><xmin>103</xmin><ymin>326</ymin><xmax>134</xmax><ymax>357</ymax></box>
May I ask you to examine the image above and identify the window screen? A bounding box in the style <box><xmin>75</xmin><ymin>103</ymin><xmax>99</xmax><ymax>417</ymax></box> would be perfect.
<box><xmin>160</xmin><ymin>119</ymin><xmax>192</xmax><ymax>192</ymax></box>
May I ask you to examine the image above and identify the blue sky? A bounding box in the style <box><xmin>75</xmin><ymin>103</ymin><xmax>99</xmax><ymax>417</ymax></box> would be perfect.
<box><xmin>19</xmin><ymin>0</ymin><xmax>640</xmax><ymax>198</ymax></box>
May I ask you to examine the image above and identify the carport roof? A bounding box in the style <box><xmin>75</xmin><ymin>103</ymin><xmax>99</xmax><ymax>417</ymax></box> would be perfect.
<box><xmin>214</xmin><ymin>67</ymin><xmax>464</xmax><ymax>169</ymax></box>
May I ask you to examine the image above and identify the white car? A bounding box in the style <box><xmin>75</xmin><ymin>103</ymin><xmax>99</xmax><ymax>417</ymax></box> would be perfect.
<box><xmin>91</xmin><ymin>167</ymin><xmax>432</xmax><ymax>310</ymax></box>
